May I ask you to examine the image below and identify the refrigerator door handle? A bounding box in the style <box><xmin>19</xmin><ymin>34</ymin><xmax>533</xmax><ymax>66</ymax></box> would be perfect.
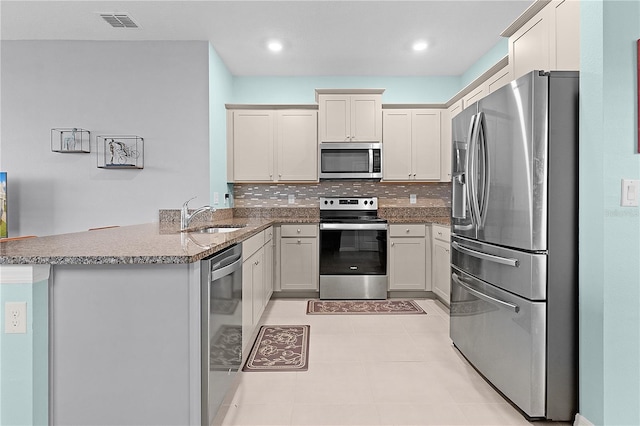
<box><xmin>466</xmin><ymin>114</ymin><xmax>479</xmax><ymax>225</ymax></box>
<box><xmin>476</xmin><ymin>112</ymin><xmax>490</xmax><ymax>227</ymax></box>
<box><xmin>452</xmin><ymin>272</ymin><xmax>520</xmax><ymax>313</ymax></box>
<box><xmin>469</xmin><ymin>113</ymin><xmax>482</xmax><ymax>227</ymax></box>
<box><xmin>451</xmin><ymin>241</ymin><xmax>520</xmax><ymax>267</ymax></box>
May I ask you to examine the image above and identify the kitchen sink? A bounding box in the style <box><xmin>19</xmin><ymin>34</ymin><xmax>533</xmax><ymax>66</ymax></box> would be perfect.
<box><xmin>194</xmin><ymin>226</ymin><xmax>243</xmax><ymax>234</ymax></box>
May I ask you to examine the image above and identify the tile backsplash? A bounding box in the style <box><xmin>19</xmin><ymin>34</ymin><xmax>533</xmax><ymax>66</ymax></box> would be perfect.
<box><xmin>233</xmin><ymin>182</ymin><xmax>451</xmax><ymax>208</ymax></box>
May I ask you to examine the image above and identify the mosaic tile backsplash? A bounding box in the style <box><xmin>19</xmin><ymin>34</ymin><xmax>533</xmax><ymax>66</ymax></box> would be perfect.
<box><xmin>233</xmin><ymin>182</ymin><xmax>451</xmax><ymax>208</ymax></box>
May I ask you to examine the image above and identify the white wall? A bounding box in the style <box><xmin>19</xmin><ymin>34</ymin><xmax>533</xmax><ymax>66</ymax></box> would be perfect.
<box><xmin>0</xmin><ymin>41</ymin><xmax>211</xmax><ymax>236</ymax></box>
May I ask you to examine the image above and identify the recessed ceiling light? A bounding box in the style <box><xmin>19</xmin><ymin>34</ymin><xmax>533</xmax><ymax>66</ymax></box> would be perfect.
<box><xmin>268</xmin><ymin>41</ymin><xmax>283</xmax><ymax>53</ymax></box>
<box><xmin>412</xmin><ymin>41</ymin><xmax>428</xmax><ymax>52</ymax></box>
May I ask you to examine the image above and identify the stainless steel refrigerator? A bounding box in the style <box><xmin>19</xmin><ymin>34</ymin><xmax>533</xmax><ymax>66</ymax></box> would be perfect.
<box><xmin>450</xmin><ymin>70</ymin><xmax>578</xmax><ymax>421</ymax></box>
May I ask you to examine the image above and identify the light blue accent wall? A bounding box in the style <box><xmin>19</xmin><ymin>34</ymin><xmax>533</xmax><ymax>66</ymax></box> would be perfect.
<box><xmin>209</xmin><ymin>44</ymin><xmax>234</xmax><ymax>207</ymax></box>
<box><xmin>231</xmin><ymin>76</ymin><xmax>461</xmax><ymax>104</ymax></box>
<box><xmin>580</xmin><ymin>1</ymin><xmax>640</xmax><ymax>424</ymax></box>
<box><xmin>460</xmin><ymin>38</ymin><xmax>509</xmax><ymax>87</ymax></box>
<box><xmin>0</xmin><ymin>280</ymin><xmax>48</xmax><ymax>425</ymax></box>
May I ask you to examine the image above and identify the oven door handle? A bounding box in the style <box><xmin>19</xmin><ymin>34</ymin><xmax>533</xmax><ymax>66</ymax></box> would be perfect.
<box><xmin>320</xmin><ymin>223</ymin><xmax>388</xmax><ymax>231</ymax></box>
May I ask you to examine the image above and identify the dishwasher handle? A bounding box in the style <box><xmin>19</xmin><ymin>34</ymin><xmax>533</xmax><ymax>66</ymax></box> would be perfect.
<box><xmin>210</xmin><ymin>257</ymin><xmax>243</xmax><ymax>282</ymax></box>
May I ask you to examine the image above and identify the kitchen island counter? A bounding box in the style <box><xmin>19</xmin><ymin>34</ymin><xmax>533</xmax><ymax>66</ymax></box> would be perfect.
<box><xmin>0</xmin><ymin>217</ymin><xmax>317</xmax><ymax>265</ymax></box>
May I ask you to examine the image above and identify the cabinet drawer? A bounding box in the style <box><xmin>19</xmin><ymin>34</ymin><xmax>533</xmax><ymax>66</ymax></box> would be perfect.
<box><xmin>264</xmin><ymin>226</ymin><xmax>274</xmax><ymax>243</ymax></box>
<box><xmin>432</xmin><ymin>224</ymin><xmax>451</xmax><ymax>242</ymax></box>
<box><xmin>281</xmin><ymin>224</ymin><xmax>317</xmax><ymax>237</ymax></box>
<box><xmin>389</xmin><ymin>224</ymin><xmax>426</xmax><ymax>237</ymax></box>
<box><xmin>242</xmin><ymin>230</ymin><xmax>265</xmax><ymax>259</ymax></box>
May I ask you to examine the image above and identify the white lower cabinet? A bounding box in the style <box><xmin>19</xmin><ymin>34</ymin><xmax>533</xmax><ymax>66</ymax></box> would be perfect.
<box><xmin>241</xmin><ymin>227</ymin><xmax>273</xmax><ymax>351</ymax></box>
<box><xmin>389</xmin><ymin>224</ymin><xmax>431</xmax><ymax>291</ymax></box>
<box><xmin>431</xmin><ymin>224</ymin><xmax>451</xmax><ymax>306</ymax></box>
<box><xmin>279</xmin><ymin>224</ymin><xmax>318</xmax><ymax>291</ymax></box>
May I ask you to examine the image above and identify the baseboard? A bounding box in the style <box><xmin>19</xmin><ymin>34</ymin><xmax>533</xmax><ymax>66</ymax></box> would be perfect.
<box><xmin>574</xmin><ymin>413</ymin><xmax>595</xmax><ymax>426</ymax></box>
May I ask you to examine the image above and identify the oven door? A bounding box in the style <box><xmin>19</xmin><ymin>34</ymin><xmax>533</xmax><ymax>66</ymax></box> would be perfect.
<box><xmin>319</xmin><ymin>223</ymin><xmax>388</xmax><ymax>299</ymax></box>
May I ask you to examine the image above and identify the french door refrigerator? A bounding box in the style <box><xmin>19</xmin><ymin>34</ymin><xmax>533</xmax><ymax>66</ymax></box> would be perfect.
<box><xmin>450</xmin><ymin>70</ymin><xmax>578</xmax><ymax>421</ymax></box>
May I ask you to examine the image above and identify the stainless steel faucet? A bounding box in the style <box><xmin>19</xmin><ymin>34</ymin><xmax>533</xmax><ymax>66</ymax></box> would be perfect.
<box><xmin>181</xmin><ymin>196</ymin><xmax>215</xmax><ymax>230</ymax></box>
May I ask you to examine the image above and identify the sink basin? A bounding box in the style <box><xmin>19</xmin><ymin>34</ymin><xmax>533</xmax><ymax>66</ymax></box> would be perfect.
<box><xmin>194</xmin><ymin>227</ymin><xmax>242</xmax><ymax>234</ymax></box>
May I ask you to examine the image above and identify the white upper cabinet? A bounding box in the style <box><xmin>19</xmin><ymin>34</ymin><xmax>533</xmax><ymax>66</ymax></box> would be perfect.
<box><xmin>412</xmin><ymin>110</ymin><xmax>441</xmax><ymax>180</ymax></box>
<box><xmin>382</xmin><ymin>110</ymin><xmax>412</xmax><ymax>180</ymax></box>
<box><xmin>228</xmin><ymin>108</ymin><xmax>318</xmax><ymax>182</ymax></box>
<box><xmin>383</xmin><ymin>109</ymin><xmax>441</xmax><ymax>181</ymax></box>
<box><xmin>508</xmin><ymin>0</ymin><xmax>579</xmax><ymax>80</ymax></box>
<box><xmin>553</xmin><ymin>0</ymin><xmax>580</xmax><ymax>71</ymax></box>
<box><xmin>231</xmin><ymin>110</ymin><xmax>274</xmax><ymax>182</ymax></box>
<box><xmin>277</xmin><ymin>110</ymin><xmax>318</xmax><ymax>181</ymax></box>
<box><xmin>317</xmin><ymin>90</ymin><xmax>383</xmax><ymax>143</ymax></box>
<box><xmin>448</xmin><ymin>99</ymin><xmax>463</xmax><ymax>120</ymax></box>
<box><xmin>485</xmin><ymin>64</ymin><xmax>512</xmax><ymax>95</ymax></box>
<box><xmin>462</xmin><ymin>85</ymin><xmax>486</xmax><ymax>109</ymax></box>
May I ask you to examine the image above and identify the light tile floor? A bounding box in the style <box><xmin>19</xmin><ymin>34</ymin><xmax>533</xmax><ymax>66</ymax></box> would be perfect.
<box><xmin>216</xmin><ymin>298</ymin><xmax>570</xmax><ymax>426</ymax></box>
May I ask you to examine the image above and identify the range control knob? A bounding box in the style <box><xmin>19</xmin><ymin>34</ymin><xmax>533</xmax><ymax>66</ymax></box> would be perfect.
<box><xmin>330</xmin><ymin>200</ymin><xmax>334</xmax><ymax>204</ymax></box>
<box><xmin>364</xmin><ymin>200</ymin><xmax>368</xmax><ymax>205</ymax></box>
<box><xmin>324</xmin><ymin>200</ymin><xmax>328</xmax><ymax>205</ymax></box>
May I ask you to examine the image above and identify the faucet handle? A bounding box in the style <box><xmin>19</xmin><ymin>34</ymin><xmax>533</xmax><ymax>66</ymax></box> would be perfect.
<box><xmin>183</xmin><ymin>196</ymin><xmax>197</xmax><ymax>210</ymax></box>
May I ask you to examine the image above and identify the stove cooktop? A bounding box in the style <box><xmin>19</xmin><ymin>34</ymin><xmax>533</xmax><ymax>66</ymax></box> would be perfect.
<box><xmin>319</xmin><ymin>197</ymin><xmax>385</xmax><ymax>223</ymax></box>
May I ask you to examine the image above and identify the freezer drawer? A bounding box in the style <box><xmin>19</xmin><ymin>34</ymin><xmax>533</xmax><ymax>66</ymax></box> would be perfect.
<box><xmin>450</xmin><ymin>266</ymin><xmax>546</xmax><ymax>418</ymax></box>
<box><xmin>451</xmin><ymin>235</ymin><xmax>546</xmax><ymax>300</ymax></box>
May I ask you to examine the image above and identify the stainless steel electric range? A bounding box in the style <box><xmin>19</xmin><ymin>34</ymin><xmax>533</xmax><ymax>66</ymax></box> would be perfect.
<box><xmin>319</xmin><ymin>197</ymin><xmax>388</xmax><ymax>299</ymax></box>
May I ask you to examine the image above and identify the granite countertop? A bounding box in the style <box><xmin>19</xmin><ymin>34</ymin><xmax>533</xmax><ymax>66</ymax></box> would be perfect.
<box><xmin>0</xmin><ymin>218</ymin><xmax>286</xmax><ymax>265</ymax></box>
<box><xmin>0</xmin><ymin>207</ymin><xmax>449</xmax><ymax>265</ymax></box>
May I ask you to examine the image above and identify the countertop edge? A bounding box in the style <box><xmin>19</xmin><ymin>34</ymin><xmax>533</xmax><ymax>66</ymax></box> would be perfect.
<box><xmin>0</xmin><ymin>215</ymin><xmax>450</xmax><ymax>265</ymax></box>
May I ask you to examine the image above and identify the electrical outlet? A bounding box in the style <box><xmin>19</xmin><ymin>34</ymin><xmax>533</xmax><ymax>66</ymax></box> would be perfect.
<box><xmin>213</xmin><ymin>192</ymin><xmax>219</xmax><ymax>205</ymax></box>
<box><xmin>410</xmin><ymin>194</ymin><xmax>417</xmax><ymax>204</ymax></box>
<box><xmin>288</xmin><ymin>194</ymin><xmax>295</xmax><ymax>204</ymax></box>
<box><xmin>5</xmin><ymin>302</ymin><xmax>27</xmax><ymax>334</ymax></box>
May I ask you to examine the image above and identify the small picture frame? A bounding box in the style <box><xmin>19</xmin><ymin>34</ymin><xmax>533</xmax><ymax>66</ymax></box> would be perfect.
<box><xmin>97</xmin><ymin>135</ymin><xmax>144</xmax><ymax>169</ymax></box>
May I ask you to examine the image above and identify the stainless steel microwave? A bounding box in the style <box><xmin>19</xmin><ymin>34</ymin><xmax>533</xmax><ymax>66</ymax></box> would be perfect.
<box><xmin>319</xmin><ymin>142</ymin><xmax>382</xmax><ymax>180</ymax></box>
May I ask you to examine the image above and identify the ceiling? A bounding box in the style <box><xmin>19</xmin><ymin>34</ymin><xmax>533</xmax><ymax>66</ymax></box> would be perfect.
<box><xmin>0</xmin><ymin>0</ymin><xmax>534</xmax><ymax>77</ymax></box>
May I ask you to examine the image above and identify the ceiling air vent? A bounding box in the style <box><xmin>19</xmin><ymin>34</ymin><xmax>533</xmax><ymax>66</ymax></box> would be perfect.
<box><xmin>100</xmin><ymin>14</ymin><xmax>140</xmax><ymax>29</ymax></box>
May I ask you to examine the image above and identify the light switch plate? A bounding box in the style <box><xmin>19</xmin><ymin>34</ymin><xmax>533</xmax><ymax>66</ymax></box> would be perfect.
<box><xmin>288</xmin><ymin>194</ymin><xmax>295</xmax><ymax>204</ymax></box>
<box><xmin>621</xmin><ymin>179</ymin><xmax>640</xmax><ymax>207</ymax></box>
<box><xmin>410</xmin><ymin>194</ymin><xmax>417</xmax><ymax>204</ymax></box>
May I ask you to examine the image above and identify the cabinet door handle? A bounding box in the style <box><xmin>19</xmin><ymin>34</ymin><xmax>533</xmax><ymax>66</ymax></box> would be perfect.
<box><xmin>405</xmin><ymin>229</ymin><xmax>410</xmax><ymax>233</ymax></box>
<box><xmin>297</xmin><ymin>239</ymin><xmax>301</xmax><ymax>244</ymax></box>
<box><xmin>297</xmin><ymin>228</ymin><xmax>301</xmax><ymax>233</ymax></box>
<box><xmin>391</xmin><ymin>242</ymin><xmax>395</xmax><ymax>247</ymax></box>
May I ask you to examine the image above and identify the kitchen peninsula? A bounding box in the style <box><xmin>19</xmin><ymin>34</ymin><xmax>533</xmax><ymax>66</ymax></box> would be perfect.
<box><xmin>0</xmin><ymin>206</ymin><xmax>449</xmax><ymax>425</ymax></box>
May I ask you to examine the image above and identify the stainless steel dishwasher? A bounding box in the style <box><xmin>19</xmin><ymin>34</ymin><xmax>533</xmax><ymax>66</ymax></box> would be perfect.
<box><xmin>201</xmin><ymin>244</ymin><xmax>242</xmax><ymax>425</ymax></box>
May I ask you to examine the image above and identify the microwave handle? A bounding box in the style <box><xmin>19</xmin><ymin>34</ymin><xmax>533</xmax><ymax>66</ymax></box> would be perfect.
<box><xmin>369</xmin><ymin>149</ymin><xmax>373</xmax><ymax>173</ymax></box>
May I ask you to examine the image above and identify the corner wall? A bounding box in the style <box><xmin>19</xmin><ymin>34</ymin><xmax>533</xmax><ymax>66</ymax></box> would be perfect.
<box><xmin>0</xmin><ymin>41</ymin><xmax>211</xmax><ymax>236</ymax></box>
<box><xmin>209</xmin><ymin>44</ymin><xmax>234</xmax><ymax>208</ymax></box>
<box><xmin>579</xmin><ymin>1</ymin><xmax>640</xmax><ymax>424</ymax></box>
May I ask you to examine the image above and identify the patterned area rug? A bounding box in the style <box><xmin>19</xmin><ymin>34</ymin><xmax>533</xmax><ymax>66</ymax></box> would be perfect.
<box><xmin>242</xmin><ymin>325</ymin><xmax>310</xmax><ymax>372</ymax></box>
<box><xmin>307</xmin><ymin>299</ymin><xmax>426</xmax><ymax>315</ymax></box>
